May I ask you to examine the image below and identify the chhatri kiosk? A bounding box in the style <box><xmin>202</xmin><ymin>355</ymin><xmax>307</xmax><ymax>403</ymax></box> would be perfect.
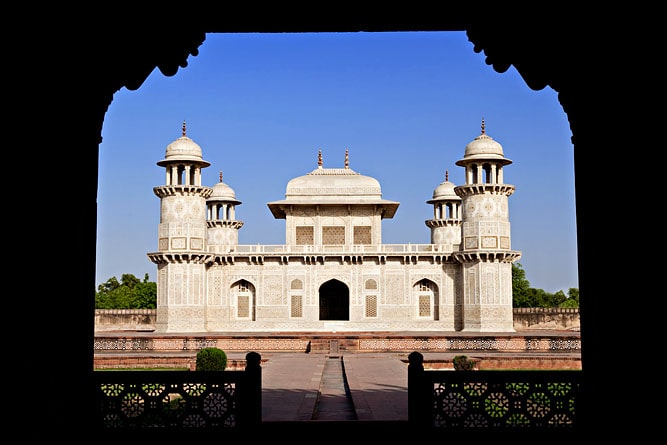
<box><xmin>148</xmin><ymin>120</ymin><xmax>520</xmax><ymax>333</ymax></box>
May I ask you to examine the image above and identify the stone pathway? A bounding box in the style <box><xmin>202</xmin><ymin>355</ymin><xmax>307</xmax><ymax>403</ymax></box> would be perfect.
<box><xmin>311</xmin><ymin>355</ymin><xmax>357</xmax><ymax>421</ymax></box>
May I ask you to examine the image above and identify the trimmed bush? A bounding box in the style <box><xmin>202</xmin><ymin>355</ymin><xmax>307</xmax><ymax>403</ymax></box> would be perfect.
<box><xmin>195</xmin><ymin>347</ymin><xmax>227</xmax><ymax>371</ymax></box>
<box><xmin>452</xmin><ymin>355</ymin><xmax>475</xmax><ymax>371</ymax></box>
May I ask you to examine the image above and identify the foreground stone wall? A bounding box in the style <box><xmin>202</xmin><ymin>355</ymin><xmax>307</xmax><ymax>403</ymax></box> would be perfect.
<box><xmin>94</xmin><ymin>353</ymin><xmax>581</xmax><ymax>370</ymax></box>
<box><xmin>94</xmin><ymin>307</ymin><xmax>580</xmax><ymax>332</ymax></box>
<box><xmin>95</xmin><ymin>309</ymin><xmax>156</xmax><ymax>331</ymax></box>
<box><xmin>512</xmin><ymin>307</ymin><xmax>580</xmax><ymax>331</ymax></box>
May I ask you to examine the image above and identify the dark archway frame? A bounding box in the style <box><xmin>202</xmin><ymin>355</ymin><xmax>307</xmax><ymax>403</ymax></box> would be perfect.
<box><xmin>319</xmin><ymin>279</ymin><xmax>350</xmax><ymax>321</ymax></box>
<box><xmin>37</xmin><ymin>11</ymin><xmax>626</xmax><ymax>437</ymax></box>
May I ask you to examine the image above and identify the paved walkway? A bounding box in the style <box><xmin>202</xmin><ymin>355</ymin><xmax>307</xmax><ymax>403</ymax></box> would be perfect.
<box><xmin>247</xmin><ymin>350</ymin><xmax>581</xmax><ymax>422</ymax></box>
<box><xmin>255</xmin><ymin>351</ymin><xmax>410</xmax><ymax>422</ymax></box>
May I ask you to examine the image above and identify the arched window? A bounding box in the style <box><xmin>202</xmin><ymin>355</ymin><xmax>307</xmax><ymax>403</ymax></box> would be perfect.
<box><xmin>415</xmin><ymin>279</ymin><xmax>437</xmax><ymax>319</ymax></box>
<box><xmin>290</xmin><ymin>279</ymin><xmax>303</xmax><ymax>318</ymax></box>
<box><xmin>365</xmin><ymin>279</ymin><xmax>378</xmax><ymax>318</ymax></box>
<box><xmin>233</xmin><ymin>279</ymin><xmax>255</xmax><ymax>320</ymax></box>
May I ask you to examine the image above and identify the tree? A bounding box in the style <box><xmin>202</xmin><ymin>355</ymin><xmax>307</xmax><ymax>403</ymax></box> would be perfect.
<box><xmin>120</xmin><ymin>273</ymin><xmax>140</xmax><ymax>289</ymax></box>
<box><xmin>512</xmin><ymin>262</ymin><xmax>579</xmax><ymax>308</ymax></box>
<box><xmin>552</xmin><ymin>290</ymin><xmax>568</xmax><ymax>307</ymax></box>
<box><xmin>97</xmin><ymin>276</ymin><xmax>121</xmax><ymax>294</ymax></box>
<box><xmin>95</xmin><ymin>273</ymin><xmax>157</xmax><ymax>309</ymax></box>
<box><xmin>525</xmin><ymin>287</ymin><xmax>549</xmax><ymax>307</ymax></box>
<box><xmin>132</xmin><ymin>275</ymin><xmax>157</xmax><ymax>309</ymax></box>
<box><xmin>560</xmin><ymin>287</ymin><xmax>579</xmax><ymax>308</ymax></box>
<box><xmin>512</xmin><ymin>263</ymin><xmax>532</xmax><ymax>307</ymax></box>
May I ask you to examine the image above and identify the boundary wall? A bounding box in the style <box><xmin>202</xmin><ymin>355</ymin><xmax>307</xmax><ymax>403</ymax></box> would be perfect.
<box><xmin>95</xmin><ymin>307</ymin><xmax>580</xmax><ymax>332</ymax></box>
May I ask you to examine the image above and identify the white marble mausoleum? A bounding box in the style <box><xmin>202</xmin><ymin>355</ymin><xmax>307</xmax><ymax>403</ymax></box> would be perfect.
<box><xmin>148</xmin><ymin>120</ymin><xmax>521</xmax><ymax>333</ymax></box>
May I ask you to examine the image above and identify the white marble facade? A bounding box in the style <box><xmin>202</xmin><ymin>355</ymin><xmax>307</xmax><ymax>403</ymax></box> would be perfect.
<box><xmin>149</xmin><ymin>120</ymin><xmax>520</xmax><ymax>333</ymax></box>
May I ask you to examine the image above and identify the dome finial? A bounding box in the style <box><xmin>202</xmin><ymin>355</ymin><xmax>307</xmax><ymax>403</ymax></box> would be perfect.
<box><xmin>318</xmin><ymin>149</ymin><xmax>323</xmax><ymax>168</ymax></box>
<box><xmin>182</xmin><ymin>120</ymin><xmax>187</xmax><ymax>137</ymax></box>
<box><xmin>219</xmin><ymin>171</ymin><xmax>223</xmax><ymax>182</ymax></box>
<box><xmin>345</xmin><ymin>148</ymin><xmax>349</xmax><ymax>169</ymax></box>
<box><xmin>445</xmin><ymin>170</ymin><xmax>449</xmax><ymax>181</ymax></box>
<box><xmin>481</xmin><ymin>117</ymin><xmax>486</xmax><ymax>135</ymax></box>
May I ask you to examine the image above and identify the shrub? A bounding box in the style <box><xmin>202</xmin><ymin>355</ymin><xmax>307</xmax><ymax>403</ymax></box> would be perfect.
<box><xmin>452</xmin><ymin>355</ymin><xmax>475</xmax><ymax>371</ymax></box>
<box><xmin>195</xmin><ymin>347</ymin><xmax>227</xmax><ymax>371</ymax></box>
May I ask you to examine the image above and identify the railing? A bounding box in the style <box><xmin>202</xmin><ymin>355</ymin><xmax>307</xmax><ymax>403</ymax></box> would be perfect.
<box><xmin>230</xmin><ymin>243</ymin><xmax>459</xmax><ymax>254</ymax></box>
<box><xmin>94</xmin><ymin>352</ymin><xmax>261</xmax><ymax>431</ymax></box>
<box><xmin>93</xmin><ymin>350</ymin><xmax>583</xmax><ymax>433</ymax></box>
<box><xmin>407</xmin><ymin>351</ymin><xmax>582</xmax><ymax>431</ymax></box>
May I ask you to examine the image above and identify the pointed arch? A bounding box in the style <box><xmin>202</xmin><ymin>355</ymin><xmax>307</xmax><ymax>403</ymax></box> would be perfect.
<box><xmin>290</xmin><ymin>278</ymin><xmax>304</xmax><ymax>318</ymax></box>
<box><xmin>364</xmin><ymin>278</ymin><xmax>378</xmax><ymax>318</ymax></box>
<box><xmin>413</xmin><ymin>278</ymin><xmax>439</xmax><ymax>320</ymax></box>
<box><xmin>231</xmin><ymin>279</ymin><xmax>256</xmax><ymax>320</ymax></box>
<box><xmin>319</xmin><ymin>279</ymin><xmax>350</xmax><ymax>321</ymax></box>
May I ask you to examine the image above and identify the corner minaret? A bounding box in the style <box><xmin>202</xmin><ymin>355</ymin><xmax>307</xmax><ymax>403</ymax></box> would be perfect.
<box><xmin>206</xmin><ymin>171</ymin><xmax>243</xmax><ymax>253</ymax></box>
<box><xmin>453</xmin><ymin>119</ymin><xmax>521</xmax><ymax>332</ymax></box>
<box><xmin>148</xmin><ymin>121</ymin><xmax>213</xmax><ymax>332</ymax></box>
<box><xmin>426</xmin><ymin>170</ymin><xmax>462</xmax><ymax>248</ymax></box>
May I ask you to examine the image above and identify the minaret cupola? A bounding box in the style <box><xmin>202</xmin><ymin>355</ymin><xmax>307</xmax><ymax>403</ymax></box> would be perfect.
<box><xmin>425</xmin><ymin>170</ymin><xmax>462</xmax><ymax>247</ymax></box>
<box><xmin>206</xmin><ymin>171</ymin><xmax>244</xmax><ymax>253</ymax></box>
<box><xmin>156</xmin><ymin>121</ymin><xmax>211</xmax><ymax>187</ymax></box>
<box><xmin>455</xmin><ymin>118</ymin><xmax>512</xmax><ymax>186</ymax></box>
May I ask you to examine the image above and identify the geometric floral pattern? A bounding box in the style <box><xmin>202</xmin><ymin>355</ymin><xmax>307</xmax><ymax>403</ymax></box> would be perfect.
<box><xmin>430</xmin><ymin>371</ymin><xmax>580</xmax><ymax>428</ymax></box>
<box><xmin>94</xmin><ymin>335</ymin><xmax>580</xmax><ymax>354</ymax></box>
<box><xmin>96</xmin><ymin>372</ymin><xmax>243</xmax><ymax>429</ymax></box>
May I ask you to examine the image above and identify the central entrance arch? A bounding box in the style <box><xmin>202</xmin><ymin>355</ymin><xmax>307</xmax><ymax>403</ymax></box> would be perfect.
<box><xmin>319</xmin><ymin>279</ymin><xmax>350</xmax><ymax>321</ymax></box>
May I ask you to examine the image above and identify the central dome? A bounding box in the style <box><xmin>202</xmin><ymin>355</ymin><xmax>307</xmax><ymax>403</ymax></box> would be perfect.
<box><xmin>286</xmin><ymin>167</ymin><xmax>382</xmax><ymax>199</ymax></box>
<box><xmin>267</xmin><ymin>150</ymin><xmax>399</xmax><ymax>219</ymax></box>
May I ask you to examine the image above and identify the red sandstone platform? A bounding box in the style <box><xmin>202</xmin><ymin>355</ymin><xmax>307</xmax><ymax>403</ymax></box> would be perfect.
<box><xmin>93</xmin><ymin>330</ymin><xmax>582</xmax><ymax>422</ymax></box>
<box><xmin>94</xmin><ymin>329</ymin><xmax>581</xmax><ymax>371</ymax></box>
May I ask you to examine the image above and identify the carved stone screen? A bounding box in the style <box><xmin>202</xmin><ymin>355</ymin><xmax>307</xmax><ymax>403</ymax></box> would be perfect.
<box><xmin>354</xmin><ymin>226</ymin><xmax>372</xmax><ymax>244</ymax></box>
<box><xmin>322</xmin><ymin>226</ymin><xmax>345</xmax><ymax>245</ymax></box>
<box><xmin>291</xmin><ymin>295</ymin><xmax>303</xmax><ymax>318</ymax></box>
<box><xmin>295</xmin><ymin>226</ymin><xmax>314</xmax><ymax>245</ymax></box>
<box><xmin>365</xmin><ymin>294</ymin><xmax>377</xmax><ymax>317</ymax></box>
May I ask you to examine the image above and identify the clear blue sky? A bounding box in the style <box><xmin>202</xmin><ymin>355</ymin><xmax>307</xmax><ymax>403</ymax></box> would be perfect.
<box><xmin>97</xmin><ymin>31</ymin><xmax>578</xmax><ymax>294</ymax></box>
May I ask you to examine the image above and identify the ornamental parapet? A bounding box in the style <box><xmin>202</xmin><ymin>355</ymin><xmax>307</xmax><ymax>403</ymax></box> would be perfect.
<box><xmin>147</xmin><ymin>246</ymin><xmax>522</xmax><ymax>265</ymax></box>
<box><xmin>224</xmin><ymin>243</ymin><xmax>460</xmax><ymax>254</ymax></box>
<box><xmin>453</xmin><ymin>250</ymin><xmax>522</xmax><ymax>263</ymax></box>
<box><xmin>210</xmin><ymin>244</ymin><xmax>461</xmax><ymax>263</ymax></box>
<box><xmin>153</xmin><ymin>185</ymin><xmax>213</xmax><ymax>198</ymax></box>
<box><xmin>454</xmin><ymin>184</ymin><xmax>515</xmax><ymax>197</ymax></box>
<box><xmin>424</xmin><ymin>219</ymin><xmax>462</xmax><ymax>228</ymax></box>
<box><xmin>206</xmin><ymin>220</ymin><xmax>244</xmax><ymax>229</ymax></box>
<box><xmin>182</xmin><ymin>244</ymin><xmax>466</xmax><ymax>266</ymax></box>
<box><xmin>147</xmin><ymin>252</ymin><xmax>214</xmax><ymax>264</ymax></box>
